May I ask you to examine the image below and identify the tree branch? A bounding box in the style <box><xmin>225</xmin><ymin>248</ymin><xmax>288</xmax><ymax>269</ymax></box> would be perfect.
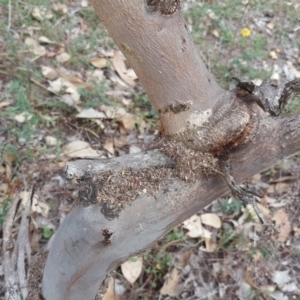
<box><xmin>90</xmin><ymin>0</ymin><xmax>225</xmax><ymax>135</ymax></box>
<box><xmin>42</xmin><ymin>114</ymin><xmax>300</xmax><ymax>300</ymax></box>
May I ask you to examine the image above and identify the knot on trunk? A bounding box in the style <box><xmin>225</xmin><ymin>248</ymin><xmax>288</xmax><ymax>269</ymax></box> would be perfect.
<box><xmin>146</xmin><ymin>0</ymin><xmax>180</xmax><ymax>15</ymax></box>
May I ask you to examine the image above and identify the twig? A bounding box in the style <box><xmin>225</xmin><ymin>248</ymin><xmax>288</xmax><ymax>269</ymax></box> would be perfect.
<box><xmin>3</xmin><ymin>195</ymin><xmax>22</xmax><ymax>300</ymax></box>
<box><xmin>221</xmin><ymin>160</ymin><xmax>265</xmax><ymax>224</ymax></box>
<box><xmin>225</xmin><ymin>2</ymin><xmax>249</xmax><ymax>66</ymax></box>
<box><xmin>17</xmin><ymin>186</ymin><xmax>34</xmax><ymax>299</ymax></box>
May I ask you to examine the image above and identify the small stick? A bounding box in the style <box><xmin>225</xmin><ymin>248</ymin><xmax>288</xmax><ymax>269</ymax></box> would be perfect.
<box><xmin>221</xmin><ymin>160</ymin><xmax>265</xmax><ymax>224</ymax></box>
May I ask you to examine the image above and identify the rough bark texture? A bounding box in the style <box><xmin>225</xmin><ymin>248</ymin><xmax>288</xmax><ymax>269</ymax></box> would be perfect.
<box><xmin>38</xmin><ymin>1</ymin><xmax>300</xmax><ymax>300</ymax></box>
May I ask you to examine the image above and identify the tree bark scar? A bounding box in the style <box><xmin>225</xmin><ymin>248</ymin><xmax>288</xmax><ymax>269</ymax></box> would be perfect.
<box><xmin>146</xmin><ymin>0</ymin><xmax>180</xmax><ymax>15</ymax></box>
<box><xmin>158</xmin><ymin>101</ymin><xmax>192</xmax><ymax>115</ymax></box>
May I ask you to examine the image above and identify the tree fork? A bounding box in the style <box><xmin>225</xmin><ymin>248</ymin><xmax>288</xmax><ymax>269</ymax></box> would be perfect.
<box><xmin>35</xmin><ymin>0</ymin><xmax>300</xmax><ymax>299</ymax></box>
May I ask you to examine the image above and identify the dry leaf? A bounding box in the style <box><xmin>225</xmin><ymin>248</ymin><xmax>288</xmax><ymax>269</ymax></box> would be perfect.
<box><xmin>81</xmin><ymin>0</ymin><xmax>88</xmax><ymax>7</ymax></box>
<box><xmin>14</xmin><ymin>112</ymin><xmax>33</xmax><ymax>123</ymax></box>
<box><xmin>102</xmin><ymin>277</ymin><xmax>124</xmax><ymax>300</ymax></box>
<box><xmin>286</xmin><ymin>61</ymin><xmax>300</xmax><ymax>78</ymax></box>
<box><xmin>113</xmin><ymin>136</ymin><xmax>128</xmax><ymax>148</ymax></box>
<box><xmin>56</xmin><ymin>52</ymin><xmax>71</xmax><ymax>63</ymax></box>
<box><xmin>111</xmin><ymin>51</ymin><xmax>136</xmax><ymax>87</ymax></box>
<box><xmin>31</xmin><ymin>6</ymin><xmax>53</xmax><ymax>21</ymax></box>
<box><xmin>103</xmin><ymin>138</ymin><xmax>114</xmax><ymax>155</ymax></box>
<box><xmin>76</xmin><ymin>108</ymin><xmax>106</xmax><ymax>119</ymax></box>
<box><xmin>244</xmin><ymin>268</ymin><xmax>258</xmax><ymax>290</ymax></box>
<box><xmin>260</xmin><ymin>285</ymin><xmax>276</xmax><ymax>293</ymax></box>
<box><xmin>272</xmin><ymin>209</ymin><xmax>291</xmax><ymax>242</ymax></box>
<box><xmin>160</xmin><ymin>268</ymin><xmax>180</xmax><ymax>296</ymax></box>
<box><xmin>89</xmin><ymin>57</ymin><xmax>107</xmax><ymax>69</ymax></box>
<box><xmin>200</xmin><ymin>237</ymin><xmax>217</xmax><ymax>252</ymax></box>
<box><xmin>48</xmin><ymin>78</ymin><xmax>62</xmax><ymax>93</ymax></box>
<box><xmin>87</xmin><ymin>69</ymin><xmax>104</xmax><ymax>81</ymax></box>
<box><xmin>101</xmin><ymin>106</ymin><xmax>127</xmax><ymax>119</ymax></box>
<box><xmin>52</xmin><ymin>3</ymin><xmax>68</xmax><ymax>14</ymax></box>
<box><xmin>0</xmin><ymin>101</ymin><xmax>11</xmax><ymax>110</ymax></box>
<box><xmin>267</xmin><ymin>22</ymin><xmax>275</xmax><ymax>30</ymax></box>
<box><xmin>25</xmin><ymin>37</ymin><xmax>46</xmax><ymax>56</ymax></box>
<box><xmin>117</xmin><ymin>114</ymin><xmax>137</xmax><ymax>131</ymax></box>
<box><xmin>60</xmin><ymin>94</ymin><xmax>75</xmax><ymax>106</ymax></box>
<box><xmin>182</xmin><ymin>215</ymin><xmax>212</xmax><ymax>239</ymax></box>
<box><xmin>65</xmin><ymin>86</ymin><xmax>80</xmax><ymax>103</ymax></box>
<box><xmin>41</xmin><ymin>66</ymin><xmax>59</xmax><ymax>80</ymax></box>
<box><xmin>20</xmin><ymin>190</ymin><xmax>50</xmax><ymax>217</ymax></box>
<box><xmin>121</xmin><ymin>257</ymin><xmax>143</xmax><ymax>285</ymax></box>
<box><xmin>200</xmin><ymin>213</ymin><xmax>221</xmax><ymax>228</ymax></box>
<box><xmin>45</xmin><ymin>136</ymin><xmax>58</xmax><ymax>146</ymax></box>
<box><xmin>269</xmin><ymin>51</ymin><xmax>278</xmax><ymax>60</ymax></box>
<box><xmin>175</xmin><ymin>251</ymin><xmax>192</xmax><ymax>268</ymax></box>
<box><xmin>62</xmin><ymin>140</ymin><xmax>99</xmax><ymax>158</ymax></box>
<box><xmin>246</xmin><ymin>203</ymin><xmax>270</xmax><ymax>223</ymax></box>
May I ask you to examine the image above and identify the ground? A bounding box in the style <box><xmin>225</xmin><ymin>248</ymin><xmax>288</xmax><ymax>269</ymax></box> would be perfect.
<box><xmin>0</xmin><ymin>0</ymin><xmax>300</xmax><ymax>299</ymax></box>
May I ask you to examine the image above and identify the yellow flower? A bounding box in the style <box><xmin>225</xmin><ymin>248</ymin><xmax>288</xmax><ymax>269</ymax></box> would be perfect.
<box><xmin>240</xmin><ymin>27</ymin><xmax>251</xmax><ymax>38</ymax></box>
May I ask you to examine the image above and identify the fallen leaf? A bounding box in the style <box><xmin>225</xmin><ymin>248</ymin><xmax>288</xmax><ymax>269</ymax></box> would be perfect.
<box><xmin>76</xmin><ymin>108</ymin><xmax>106</xmax><ymax>119</ymax></box>
<box><xmin>200</xmin><ymin>213</ymin><xmax>221</xmax><ymax>228</ymax></box>
<box><xmin>56</xmin><ymin>52</ymin><xmax>71</xmax><ymax>63</ymax></box>
<box><xmin>87</xmin><ymin>69</ymin><xmax>104</xmax><ymax>81</ymax></box>
<box><xmin>103</xmin><ymin>138</ymin><xmax>114</xmax><ymax>155</ymax></box>
<box><xmin>102</xmin><ymin>277</ymin><xmax>124</xmax><ymax>300</ymax></box>
<box><xmin>38</xmin><ymin>36</ymin><xmax>55</xmax><ymax>44</ymax></box>
<box><xmin>183</xmin><ymin>215</ymin><xmax>212</xmax><ymax>239</ymax></box>
<box><xmin>25</xmin><ymin>37</ymin><xmax>46</xmax><ymax>57</ymax></box>
<box><xmin>269</xmin><ymin>51</ymin><xmax>278</xmax><ymax>60</ymax></box>
<box><xmin>160</xmin><ymin>268</ymin><xmax>180</xmax><ymax>296</ymax></box>
<box><xmin>244</xmin><ymin>268</ymin><xmax>258</xmax><ymax>290</ymax></box>
<box><xmin>121</xmin><ymin>257</ymin><xmax>143</xmax><ymax>285</ymax></box>
<box><xmin>41</xmin><ymin>66</ymin><xmax>59</xmax><ymax>80</ymax></box>
<box><xmin>101</xmin><ymin>106</ymin><xmax>127</xmax><ymax>119</ymax></box>
<box><xmin>65</xmin><ymin>86</ymin><xmax>80</xmax><ymax>103</ymax></box>
<box><xmin>60</xmin><ymin>94</ymin><xmax>75</xmax><ymax>106</ymax></box>
<box><xmin>81</xmin><ymin>0</ymin><xmax>89</xmax><ymax>7</ymax></box>
<box><xmin>113</xmin><ymin>136</ymin><xmax>128</xmax><ymax>148</ymax></box>
<box><xmin>52</xmin><ymin>3</ymin><xmax>68</xmax><ymax>14</ymax></box>
<box><xmin>200</xmin><ymin>237</ymin><xmax>217</xmax><ymax>252</ymax></box>
<box><xmin>246</xmin><ymin>203</ymin><xmax>270</xmax><ymax>223</ymax></box>
<box><xmin>62</xmin><ymin>140</ymin><xmax>99</xmax><ymax>158</ymax></box>
<box><xmin>45</xmin><ymin>136</ymin><xmax>58</xmax><ymax>146</ymax></box>
<box><xmin>174</xmin><ymin>251</ymin><xmax>192</xmax><ymax>268</ymax></box>
<box><xmin>31</xmin><ymin>6</ymin><xmax>53</xmax><ymax>21</ymax></box>
<box><xmin>14</xmin><ymin>112</ymin><xmax>33</xmax><ymax>123</ymax></box>
<box><xmin>0</xmin><ymin>101</ymin><xmax>11</xmax><ymax>110</ymax></box>
<box><xmin>272</xmin><ymin>209</ymin><xmax>291</xmax><ymax>242</ymax></box>
<box><xmin>270</xmin><ymin>291</ymin><xmax>289</xmax><ymax>300</ymax></box>
<box><xmin>286</xmin><ymin>61</ymin><xmax>300</xmax><ymax>78</ymax></box>
<box><xmin>272</xmin><ymin>270</ymin><xmax>291</xmax><ymax>287</ymax></box>
<box><xmin>48</xmin><ymin>78</ymin><xmax>62</xmax><ymax>93</ymax></box>
<box><xmin>117</xmin><ymin>114</ymin><xmax>137</xmax><ymax>131</ymax></box>
<box><xmin>89</xmin><ymin>57</ymin><xmax>107</xmax><ymax>69</ymax></box>
<box><xmin>20</xmin><ymin>190</ymin><xmax>50</xmax><ymax>217</ymax></box>
<box><xmin>260</xmin><ymin>285</ymin><xmax>276</xmax><ymax>293</ymax></box>
<box><xmin>111</xmin><ymin>51</ymin><xmax>136</xmax><ymax>87</ymax></box>
<box><xmin>267</xmin><ymin>22</ymin><xmax>275</xmax><ymax>30</ymax></box>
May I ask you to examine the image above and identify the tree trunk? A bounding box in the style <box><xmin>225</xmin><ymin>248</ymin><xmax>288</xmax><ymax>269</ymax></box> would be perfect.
<box><xmin>38</xmin><ymin>1</ymin><xmax>300</xmax><ymax>299</ymax></box>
